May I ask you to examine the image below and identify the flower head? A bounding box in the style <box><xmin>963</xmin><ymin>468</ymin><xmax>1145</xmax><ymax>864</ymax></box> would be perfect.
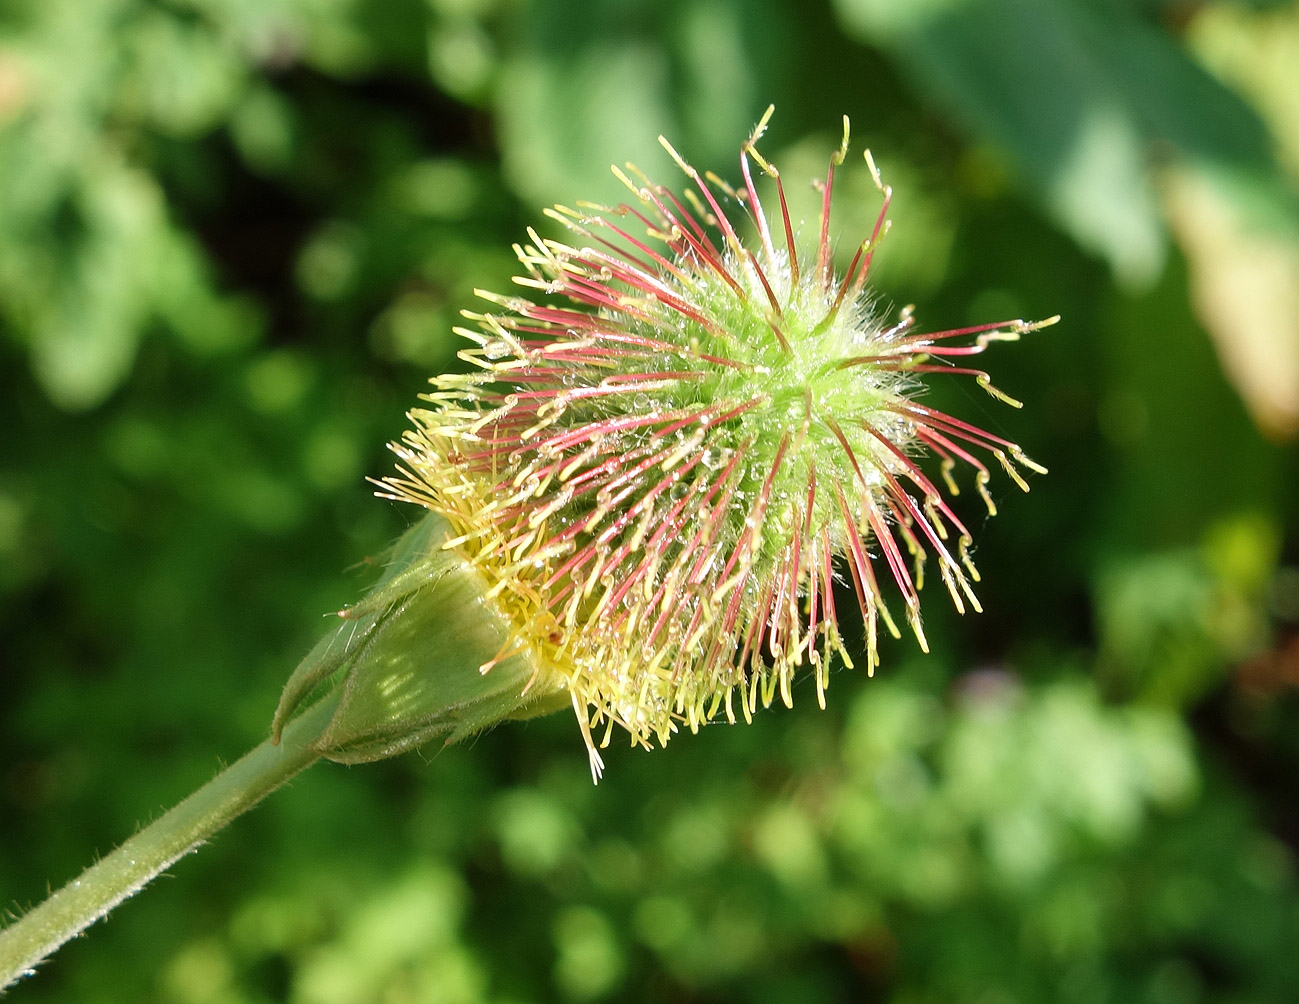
<box><xmin>379</xmin><ymin>107</ymin><xmax>1055</xmax><ymax>777</ymax></box>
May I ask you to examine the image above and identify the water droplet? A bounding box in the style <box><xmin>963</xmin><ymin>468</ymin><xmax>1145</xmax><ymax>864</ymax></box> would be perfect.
<box><xmin>632</xmin><ymin>393</ymin><xmax>651</xmax><ymax>410</ymax></box>
<box><xmin>483</xmin><ymin>339</ymin><xmax>510</xmax><ymax>360</ymax></box>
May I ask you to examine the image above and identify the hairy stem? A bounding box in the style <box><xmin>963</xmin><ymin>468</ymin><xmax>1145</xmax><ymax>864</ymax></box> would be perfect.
<box><xmin>0</xmin><ymin>693</ymin><xmax>341</xmax><ymax>990</ymax></box>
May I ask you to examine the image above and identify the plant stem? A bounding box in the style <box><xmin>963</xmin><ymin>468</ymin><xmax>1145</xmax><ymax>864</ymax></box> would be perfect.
<box><xmin>0</xmin><ymin>693</ymin><xmax>341</xmax><ymax>990</ymax></box>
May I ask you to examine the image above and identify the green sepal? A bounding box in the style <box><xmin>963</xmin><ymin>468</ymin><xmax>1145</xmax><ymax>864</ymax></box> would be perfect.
<box><xmin>271</xmin><ymin>612</ymin><xmax>383</xmax><ymax>746</ymax></box>
<box><xmin>271</xmin><ymin>514</ymin><xmax>450</xmax><ymax>744</ymax></box>
<box><xmin>272</xmin><ymin>513</ymin><xmax>565</xmax><ymax>764</ymax></box>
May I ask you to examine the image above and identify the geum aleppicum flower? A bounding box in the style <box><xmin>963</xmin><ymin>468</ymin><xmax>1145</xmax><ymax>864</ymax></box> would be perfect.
<box><xmin>0</xmin><ymin>109</ymin><xmax>1059</xmax><ymax>991</ymax></box>
<box><xmin>377</xmin><ymin>107</ymin><xmax>1056</xmax><ymax>779</ymax></box>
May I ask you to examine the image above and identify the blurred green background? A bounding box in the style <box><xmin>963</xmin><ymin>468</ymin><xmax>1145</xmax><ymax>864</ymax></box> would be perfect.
<box><xmin>3</xmin><ymin>0</ymin><xmax>1299</xmax><ymax>1001</ymax></box>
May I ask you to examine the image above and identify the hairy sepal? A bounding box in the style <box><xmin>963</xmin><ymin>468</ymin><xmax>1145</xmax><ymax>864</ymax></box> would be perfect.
<box><xmin>271</xmin><ymin>513</ymin><xmax>563</xmax><ymax>764</ymax></box>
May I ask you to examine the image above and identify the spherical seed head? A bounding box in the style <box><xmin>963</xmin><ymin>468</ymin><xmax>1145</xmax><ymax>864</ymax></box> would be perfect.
<box><xmin>379</xmin><ymin>107</ymin><xmax>1055</xmax><ymax>776</ymax></box>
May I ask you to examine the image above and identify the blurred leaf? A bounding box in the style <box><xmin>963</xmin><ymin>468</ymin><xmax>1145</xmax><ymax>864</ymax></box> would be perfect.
<box><xmin>1163</xmin><ymin>164</ymin><xmax>1299</xmax><ymax>440</ymax></box>
<box><xmin>1096</xmin><ymin>513</ymin><xmax>1278</xmax><ymax>704</ymax></box>
<box><xmin>1189</xmin><ymin>1</ymin><xmax>1299</xmax><ymax>178</ymax></box>
<box><xmin>496</xmin><ymin>37</ymin><xmax>678</xmax><ymax>211</ymax></box>
<box><xmin>493</xmin><ymin>0</ymin><xmax>779</xmax><ymax>211</ymax></box>
<box><xmin>553</xmin><ymin>906</ymin><xmax>625</xmax><ymax>1001</ymax></box>
<box><xmin>1162</xmin><ymin>4</ymin><xmax>1299</xmax><ymax>442</ymax></box>
<box><xmin>832</xmin><ymin>0</ymin><xmax>1281</xmax><ymax>287</ymax></box>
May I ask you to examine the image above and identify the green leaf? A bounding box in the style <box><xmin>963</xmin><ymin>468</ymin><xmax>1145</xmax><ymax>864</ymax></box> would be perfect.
<box><xmin>832</xmin><ymin>0</ymin><xmax>1281</xmax><ymax>286</ymax></box>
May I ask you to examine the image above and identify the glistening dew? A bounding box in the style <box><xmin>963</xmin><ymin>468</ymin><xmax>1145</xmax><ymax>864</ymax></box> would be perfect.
<box><xmin>378</xmin><ymin>107</ymin><xmax>1057</xmax><ymax>779</ymax></box>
